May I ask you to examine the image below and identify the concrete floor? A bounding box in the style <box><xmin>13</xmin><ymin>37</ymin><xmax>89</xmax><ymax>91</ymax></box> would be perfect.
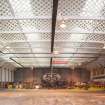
<box><xmin>0</xmin><ymin>89</ymin><xmax>105</xmax><ymax>105</ymax></box>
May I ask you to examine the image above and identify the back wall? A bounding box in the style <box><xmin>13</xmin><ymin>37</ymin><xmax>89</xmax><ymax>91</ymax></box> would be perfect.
<box><xmin>14</xmin><ymin>67</ymin><xmax>90</xmax><ymax>83</ymax></box>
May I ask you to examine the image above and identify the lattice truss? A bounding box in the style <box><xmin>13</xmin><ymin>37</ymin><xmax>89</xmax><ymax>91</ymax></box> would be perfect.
<box><xmin>54</xmin><ymin>0</ymin><xmax>105</xmax><ymax>67</ymax></box>
<box><xmin>0</xmin><ymin>0</ymin><xmax>52</xmax><ymax>67</ymax></box>
<box><xmin>0</xmin><ymin>0</ymin><xmax>105</xmax><ymax>67</ymax></box>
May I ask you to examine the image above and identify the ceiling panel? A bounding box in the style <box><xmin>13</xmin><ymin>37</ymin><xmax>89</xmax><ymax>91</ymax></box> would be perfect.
<box><xmin>0</xmin><ymin>0</ymin><xmax>12</xmax><ymax>17</ymax></box>
<box><xmin>56</xmin><ymin>20</ymin><xmax>105</xmax><ymax>33</ymax></box>
<box><xmin>29</xmin><ymin>42</ymin><xmax>51</xmax><ymax>48</ymax></box>
<box><xmin>0</xmin><ymin>33</ymin><xmax>26</xmax><ymax>41</ymax></box>
<box><xmin>54</xmin><ymin>42</ymin><xmax>103</xmax><ymax>48</ymax></box>
<box><xmin>5</xmin><ymin>42</ymin><xmax>51</xmax><ymax>48</ymax></box>
<box><xmin>12</xmin><ymin>57</ymin><xmax>50</xmax><ymax>67</ymax></box>
<box><xmin>2</xmin><ymin>47</ymin><xmax>51</xmax><ymax>53</ymax></box>
<box><xmin>54</xmin><ymin>42</ymin><xmax>81</xmax><ymax>48</ymax></box>
<box><xmin>32</xmin><ymin>48</ymin><xmax>50</xmax><ymax>53</ymax></box>
<box><xmin>55</xmin><ymin>33</ymin><xmax>105</xmax><ymax>42</ymax></box>
<box><xmin>55</xmin><ymin>33</ymin><xmax>87</xmax><ymax>41</ymax></box>
<box><xmin>0</xmin><ymin>19</ymin><xmax>51</xmax><ymax>32</ymax></box>
<box><xmin>0</xmin><ymin>33</ymin><xmax>51</xmax><ymax>42</ymax></box>
<box><xmin>26</xmin><ymin>33</ymin><xmax>51</xmax><ymax>41</ymax></box>
<box><xmin>57</xmin><ymin>0</ymin><xmax>105</xmax><ymax>19</ymax></box>
<box><xmin>86</xmin><ymin>34</ymin><xmax>105</xmax><ymax>42</ymax></box>
<box><xmin>80</xmin><ymin>42</ymin><xmax>104</xmax><ymax>47</ymax></box>
<box><xmin>9</xmin><ymin>0</ymin><xmax>52</xmax><ymax>17</ymax></box>
<box><xmin>0</xmin><ymin>20</ymin><xmax>21</xmax><ymax>32</ymax></box>
<box><xmin>19</xmin><ymin>19</ymin><xmax>51</xmax><ymax>32</ymax></box>
<box><xmin>77</xmin><ymin>49</ymin><xmax>102</xmax><ymax>53</ymax></box>
<box><xmin>13</xmin><ymin>57</ymin><xmax>50</xmax><ymax>61</ymax></box>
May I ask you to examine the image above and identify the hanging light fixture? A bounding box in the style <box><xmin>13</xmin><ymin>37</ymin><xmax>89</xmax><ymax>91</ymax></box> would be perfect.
<box><xmin>60</xmin><ymin>20</ymin><xmax>66</xmax><ymax>28</ymax></box>
<box><xmin>103</xmin><ymin>46</ymin><xmax>105</xmax><ymax>49</ymax></box>
<box><xmin>58</xmin><ymin>12</ymin><xmax>66</xmax><ymax>28</ymax></box>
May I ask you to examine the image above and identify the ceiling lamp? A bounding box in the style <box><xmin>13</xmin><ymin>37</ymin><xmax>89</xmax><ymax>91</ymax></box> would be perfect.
<box><xmin>103</xmin><ymin>46</ymin><xmax>105</xmax><ymax>49</ymax></box>
<box><xmin>60</xmin><ymin>20</ymin><xmax>66</xmax><ymax>28</ymax></box>
<box><xmin>78</xmin><ymin>63</ymin><xmax>82</xmax><ymax>66</ymax></box>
